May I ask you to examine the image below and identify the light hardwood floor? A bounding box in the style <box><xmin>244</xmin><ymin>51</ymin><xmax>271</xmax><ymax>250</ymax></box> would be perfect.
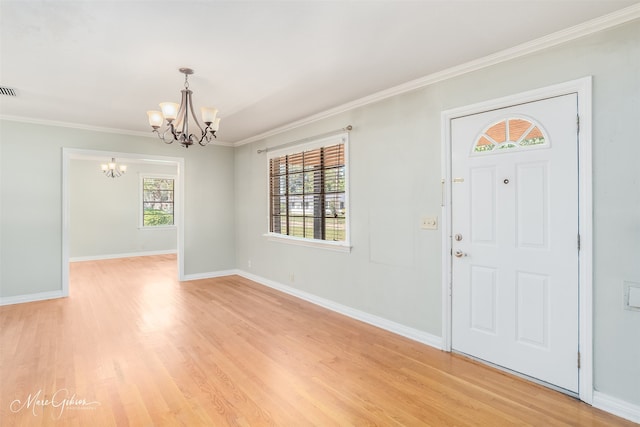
<box><xmin>0</xmin><ymin>255</ymin><xmax>635</xmax><ymax>426</ymax></box>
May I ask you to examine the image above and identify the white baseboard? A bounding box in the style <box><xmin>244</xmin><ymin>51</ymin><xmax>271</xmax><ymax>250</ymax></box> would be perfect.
<box><xmin>69</xmin><ymin>250</ymin><xmax>177</xmax><ymax>262</ymax></box>
<box><xmin>0</xmin><ymin>290</ymin><xmax>65</xmax><ymax>306</ymax></box>
<box><xmin>237</xmin><ymin>270</ymin><xmax>443</xmax><ymax>350</ymax></box>
<box><xmin>593</xmin><ymin>391</ymin><xmax>640</xmax><ymax>424</ymax></box>
<box><xmin>181</xmin><ymin>269</ymin><xmax>241</xmax><ymax>282</ymax></box>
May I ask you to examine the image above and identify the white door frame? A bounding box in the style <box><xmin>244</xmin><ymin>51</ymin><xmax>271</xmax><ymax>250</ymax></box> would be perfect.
<box><xmin>61</xmin><ymin>148</ymin><xmax>186</xmax><ymax>295</ymax></box>
<box><xmin>440</xmin><ymin>77</ymin><xmax>593</xmax><ymax>404</ymax></box>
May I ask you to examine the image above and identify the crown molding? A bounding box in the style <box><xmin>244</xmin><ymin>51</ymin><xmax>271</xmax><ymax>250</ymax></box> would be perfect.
<box><xmin>0</xmin><ymin>114</ymin><xmax>234</xmax><ymax>147</ymax></box>
<box><xmin>234</xmin><ymin>3</ymin><xmax>640</xmax><ymax>147</ymax></box>
<box><xmin>2</xmin><ymin>4</ymin><xmax>638</xmax><ymax>148</ymax></box>
<box><xmin>0</xmin><ymin>114</ymin><xmax>154</xmax><ymax>138</ymax></box>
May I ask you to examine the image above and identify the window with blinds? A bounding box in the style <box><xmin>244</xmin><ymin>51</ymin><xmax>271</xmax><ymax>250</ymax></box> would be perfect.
<box><xmin>268</xmin><ymin>136</ymin><xmax>348</xmax><ymax>245</ymax></box>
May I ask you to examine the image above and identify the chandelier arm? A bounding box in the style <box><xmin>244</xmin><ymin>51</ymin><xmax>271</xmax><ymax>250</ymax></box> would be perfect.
<box><xmin>154</xmin><ymin>125</ymin><xmax>176</xmax><ymax>144</ymax></box>
<box><xmin>198</xmin><ymin>127</ymin><xmax>216</xmax><ymax>146</ymax></box>
<box><xmin>174</xmin><ymin>90</ymin><xmax>190</xmax><ymax>136</ymax></box>
<box><xmin>187</xmin><ymin>92</ymin><xmax>205</xmax><ymax>135</ymax></box>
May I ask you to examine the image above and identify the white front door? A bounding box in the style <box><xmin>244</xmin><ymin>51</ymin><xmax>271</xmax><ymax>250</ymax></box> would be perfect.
<box><xmin>451</xmin><ymin>94</ymin><xmax>579</xmax><ymax>393</ymax></box>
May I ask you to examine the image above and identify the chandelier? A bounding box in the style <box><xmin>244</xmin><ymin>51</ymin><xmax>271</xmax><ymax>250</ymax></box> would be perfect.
<box><xmin>147</xmin><ymin>68</ymin><xmax>220</xmax><ymax>148</ymax></box>
<box><xmin>101</xmin><ymin>158</ymin><xmax>127</xmax><ymax>178</ymax></box>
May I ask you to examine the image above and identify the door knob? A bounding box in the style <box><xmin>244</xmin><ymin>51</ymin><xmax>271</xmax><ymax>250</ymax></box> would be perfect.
<box><xmin>454</xmin><ymin>250</ymin><xmax>466</xmax><ymax>258</ymax></box>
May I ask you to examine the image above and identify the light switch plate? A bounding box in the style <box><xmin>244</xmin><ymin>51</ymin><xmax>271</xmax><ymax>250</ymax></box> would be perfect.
<box><xmin>624</xmin><ymin>281</ymin><xmax>640</xmax><ymax>311</ymax></box>
<box><xmin>421</xmin><ymin>216</ymin><xmax>438</xmax><ymax>230</ymax></box>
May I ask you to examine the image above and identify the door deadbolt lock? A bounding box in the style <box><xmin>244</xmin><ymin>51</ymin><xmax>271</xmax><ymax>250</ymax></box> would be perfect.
<box><xmin>454</xmin><ymin>233</ymin><xmax>463</xmax><ymax>241</ymax></box>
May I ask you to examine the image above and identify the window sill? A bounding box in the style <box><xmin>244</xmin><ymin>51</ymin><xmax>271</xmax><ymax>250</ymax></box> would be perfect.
<box><xmin>264</xmin><ymin>233</ymin><xmax>352</xmax><ymax>253</ymax></box>
<box><xmin>138</xmin><ymin>225</ymin><xmax>177</xmax><ymax>230</ymax></box>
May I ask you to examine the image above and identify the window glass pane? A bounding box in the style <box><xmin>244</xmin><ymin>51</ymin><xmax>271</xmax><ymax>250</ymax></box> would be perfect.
<box><xmin>324</xmin><ymin>166</ymin><xmax>345</xmax><ymax>192</ymax></box>
<box><xmin>304</xmin><ymin>171</ymin><xmax>320</xmax><ymax>194</ymax></box>
<box><xmin>289</xmin><ymin>173</ymin><xmax>303</xmax><ymax>194</ymax></box>
<box><xmin>142</xmin><ymin>177</ymin><xmax>174</xmax><ymax>227</ymax></box>
<box><xmin>303</xmin><ymin>195</ymin><xmax>315</xmax><ymax>217</ymax></box>
<box><xmin>486</xmin><ymin>120</ymin><xmax>506</xmax><ymax>143</ymax></box>
<box><xmin>288</xmin><ymin>152</ymin><xmax>304</xmax><ymax>173</ymax></box>
<box><xmin>474</xmin><ymin>136</ymin><xmax>494</xmax><ymax>152</ymax></box>
<box><xmin>304</xmin><ymin>220</ymin><xmax>315</xmax><ymax>238</ymax></box>
<box><xmin>271</xmin><ymin>196</ymin><xmax>286</xmax><ymax>215</ymax></box>
<box><xmin>288</xmin><ymin>195</ymin><xmax>303</xmax><ymax>215</ymax></box>
<box><xmin>323</xmin><ymin>144</ymin><xmax>344</xmax><ymax>167</ymax></box>
<box><xmin>268</xmin><ymin>140</ymin><xmax>347</xmax><ymax>243</ymax></box>
<box><xmin>270</xmin><ymin>157</ymin><xmax>286</xmax><ymax>175</ymax></box>
<box><xmin>474</xmin><ymin>118</ymin><xmax>547</xmax><ymax>154</ymax></box>
<box><xmin>325</xmin><ymin>217</ymin><xmax>346</xmax><ymax>241</ymax></box>
<box><xmin>521</xmin><ymin>127</ymin><xmax>545</xmax><ymax>146</ymax></box>
<box><xmin>271</xmin><ymin>215</ymin><xmax>284</xmax><ymax>234</ymax></box>
<box><xmin>289</xmin><ymin>216</ymin><xmax>304</xmax><ymax>238</ymax></box>
<box><xmin>508</xmin><ymin>119</ymin><xmax>531</xmax><ymax>141</ymax></box>
<box><xmin>303</xmin><ymin>148</ymin><xmax>322</xmax><ymax>170</ymax></box>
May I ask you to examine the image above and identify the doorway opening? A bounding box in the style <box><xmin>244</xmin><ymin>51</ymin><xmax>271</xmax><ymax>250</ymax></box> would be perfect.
<box><xmin>61</xmin><ymin>148</ymin><xmax>185</xmax><ymax>295</ymax></box>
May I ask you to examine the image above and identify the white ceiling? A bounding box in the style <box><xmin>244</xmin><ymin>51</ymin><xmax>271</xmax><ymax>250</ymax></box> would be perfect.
<box><xmin>1</xmin><ymin>0</ymin><xmax>638</xmax><ymax>144</ymax></box>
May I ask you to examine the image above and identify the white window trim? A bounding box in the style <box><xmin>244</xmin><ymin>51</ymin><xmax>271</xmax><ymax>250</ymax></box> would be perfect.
<box><xmin>139</xmin><ymin>173</ymin><xmax>177</xmax><ymax>230</ymax></box>
<box><xmin>265</xmin><ymin>132</ymin><xmax>351</xmax><ymax>251</ymax></box>
<box><xmin>264</xmin><ymin>233</ymin><xmax>352</xmax><ymax>252</ymax></box>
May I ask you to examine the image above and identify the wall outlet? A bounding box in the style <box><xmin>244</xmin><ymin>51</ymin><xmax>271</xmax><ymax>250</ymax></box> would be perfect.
<box><xmin>421</xmin><ymin>216</ymin><xmax>438</xmax><ymax>230</ymax></box>
<box><xmin>289</xmin><ymin>273</ymin><xmax>295</xmax><ymax>282</ymax></box>
<box><xmin>247</xmin><ymin>260</ymin><xmax>252</xmax><ymax>268</ymax></box>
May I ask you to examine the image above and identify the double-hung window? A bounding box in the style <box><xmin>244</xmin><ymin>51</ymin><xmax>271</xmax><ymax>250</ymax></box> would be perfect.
<box><xmin>267</xmin><ymin>132</ymin><xmax>350</xmax><ymax>251</ymax></box>
<box><xmin>140</xmin><ymin>175</ymin><xmax>175</xmax><ymax>228</ymax></box>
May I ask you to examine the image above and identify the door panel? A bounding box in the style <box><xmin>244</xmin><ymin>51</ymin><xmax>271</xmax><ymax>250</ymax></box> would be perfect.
<box><xmin>515</xmin><ymin>271</ymin><xmax>548</xmax><ymax>348</ymax></box>
<box><xmin>451</xmin><ymin>94</ymin><xmax>579</xmax><ymax>393</ymax></box>
<box><xmin>470</xmin><ymin>167</ymin><xmax>496</xmax><ymax>244</ymax></box>
<box><xmin>516</xmin><ymin>163</ymin><xmax>548</xmax><ymax>248</ymax></box>
<box><xmin>470</xmin><ymin>266</ymin><xmax>497</xmax><ymax>334</ymax></box>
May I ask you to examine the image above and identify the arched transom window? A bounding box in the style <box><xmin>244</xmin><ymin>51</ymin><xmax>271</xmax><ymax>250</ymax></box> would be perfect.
<box><xmin>474</xmin><ymin>117</ymin><xmax>547</xmax><ymax>153</ymax></box>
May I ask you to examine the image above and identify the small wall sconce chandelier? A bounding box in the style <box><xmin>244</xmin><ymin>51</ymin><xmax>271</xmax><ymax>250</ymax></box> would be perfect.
<box><xmin>101</xmin><ymin>158</ymin><xmax>127</xmax><ymax>178</ymax></box>
<box><xmin>147</xmin><ymin>67</ymin><xmax>220</xmax><ymax>148</ymax></box>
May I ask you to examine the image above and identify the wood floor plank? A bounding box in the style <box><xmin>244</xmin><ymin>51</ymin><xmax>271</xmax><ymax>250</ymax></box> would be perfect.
<box><xmin>0</xmin><ymin>255</ymin><xmax>635</xmax><ymax>426</ymax></box>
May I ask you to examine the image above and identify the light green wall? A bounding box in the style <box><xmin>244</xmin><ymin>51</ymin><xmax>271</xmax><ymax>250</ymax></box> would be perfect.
<box><xmin>70</xmin><ymin>160</ymin><xmax>178</xmax><ymax>258</ymax></box>
<box><xmin>235</xmin><ymin>20</ymin><xmax>640</xmax><ymax>405</ymax></box>
<box><xmin>0</xmin><ymin>17</ymin><xmax>637</xmax><ymax>410</ymax></box>
<box><xmin>0</xmin><ymin>122</ymin><xmax>236</xmax><ymax>297</ymax></box>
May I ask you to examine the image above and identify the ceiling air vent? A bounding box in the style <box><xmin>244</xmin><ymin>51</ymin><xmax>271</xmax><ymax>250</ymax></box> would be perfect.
<box><xmin>0</xmin><ymin>86</ymin><xmax>17</xmax><ymax>96</ymax></box>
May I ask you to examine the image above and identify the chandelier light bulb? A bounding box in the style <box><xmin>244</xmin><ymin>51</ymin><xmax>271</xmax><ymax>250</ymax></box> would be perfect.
<box><xmin>159</xmin><ymin>102</ymin><xmax>179</xmax><ymax>121</ymax></box>
<box><xmin>200</xmin><ymin>107</ymin><xmax>218</xmax><ymax>124</ymax></box>
<box><xmin>147</xmin><ymin>111</ymin><xmax>163</xmax><ymax>128</ymax></box>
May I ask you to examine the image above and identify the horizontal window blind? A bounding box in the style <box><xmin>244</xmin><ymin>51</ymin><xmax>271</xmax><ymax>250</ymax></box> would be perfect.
<box><xmin>269</xmin><ymin>143</ymin><xmax>346</xmax><ymax>242</ymax></box>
